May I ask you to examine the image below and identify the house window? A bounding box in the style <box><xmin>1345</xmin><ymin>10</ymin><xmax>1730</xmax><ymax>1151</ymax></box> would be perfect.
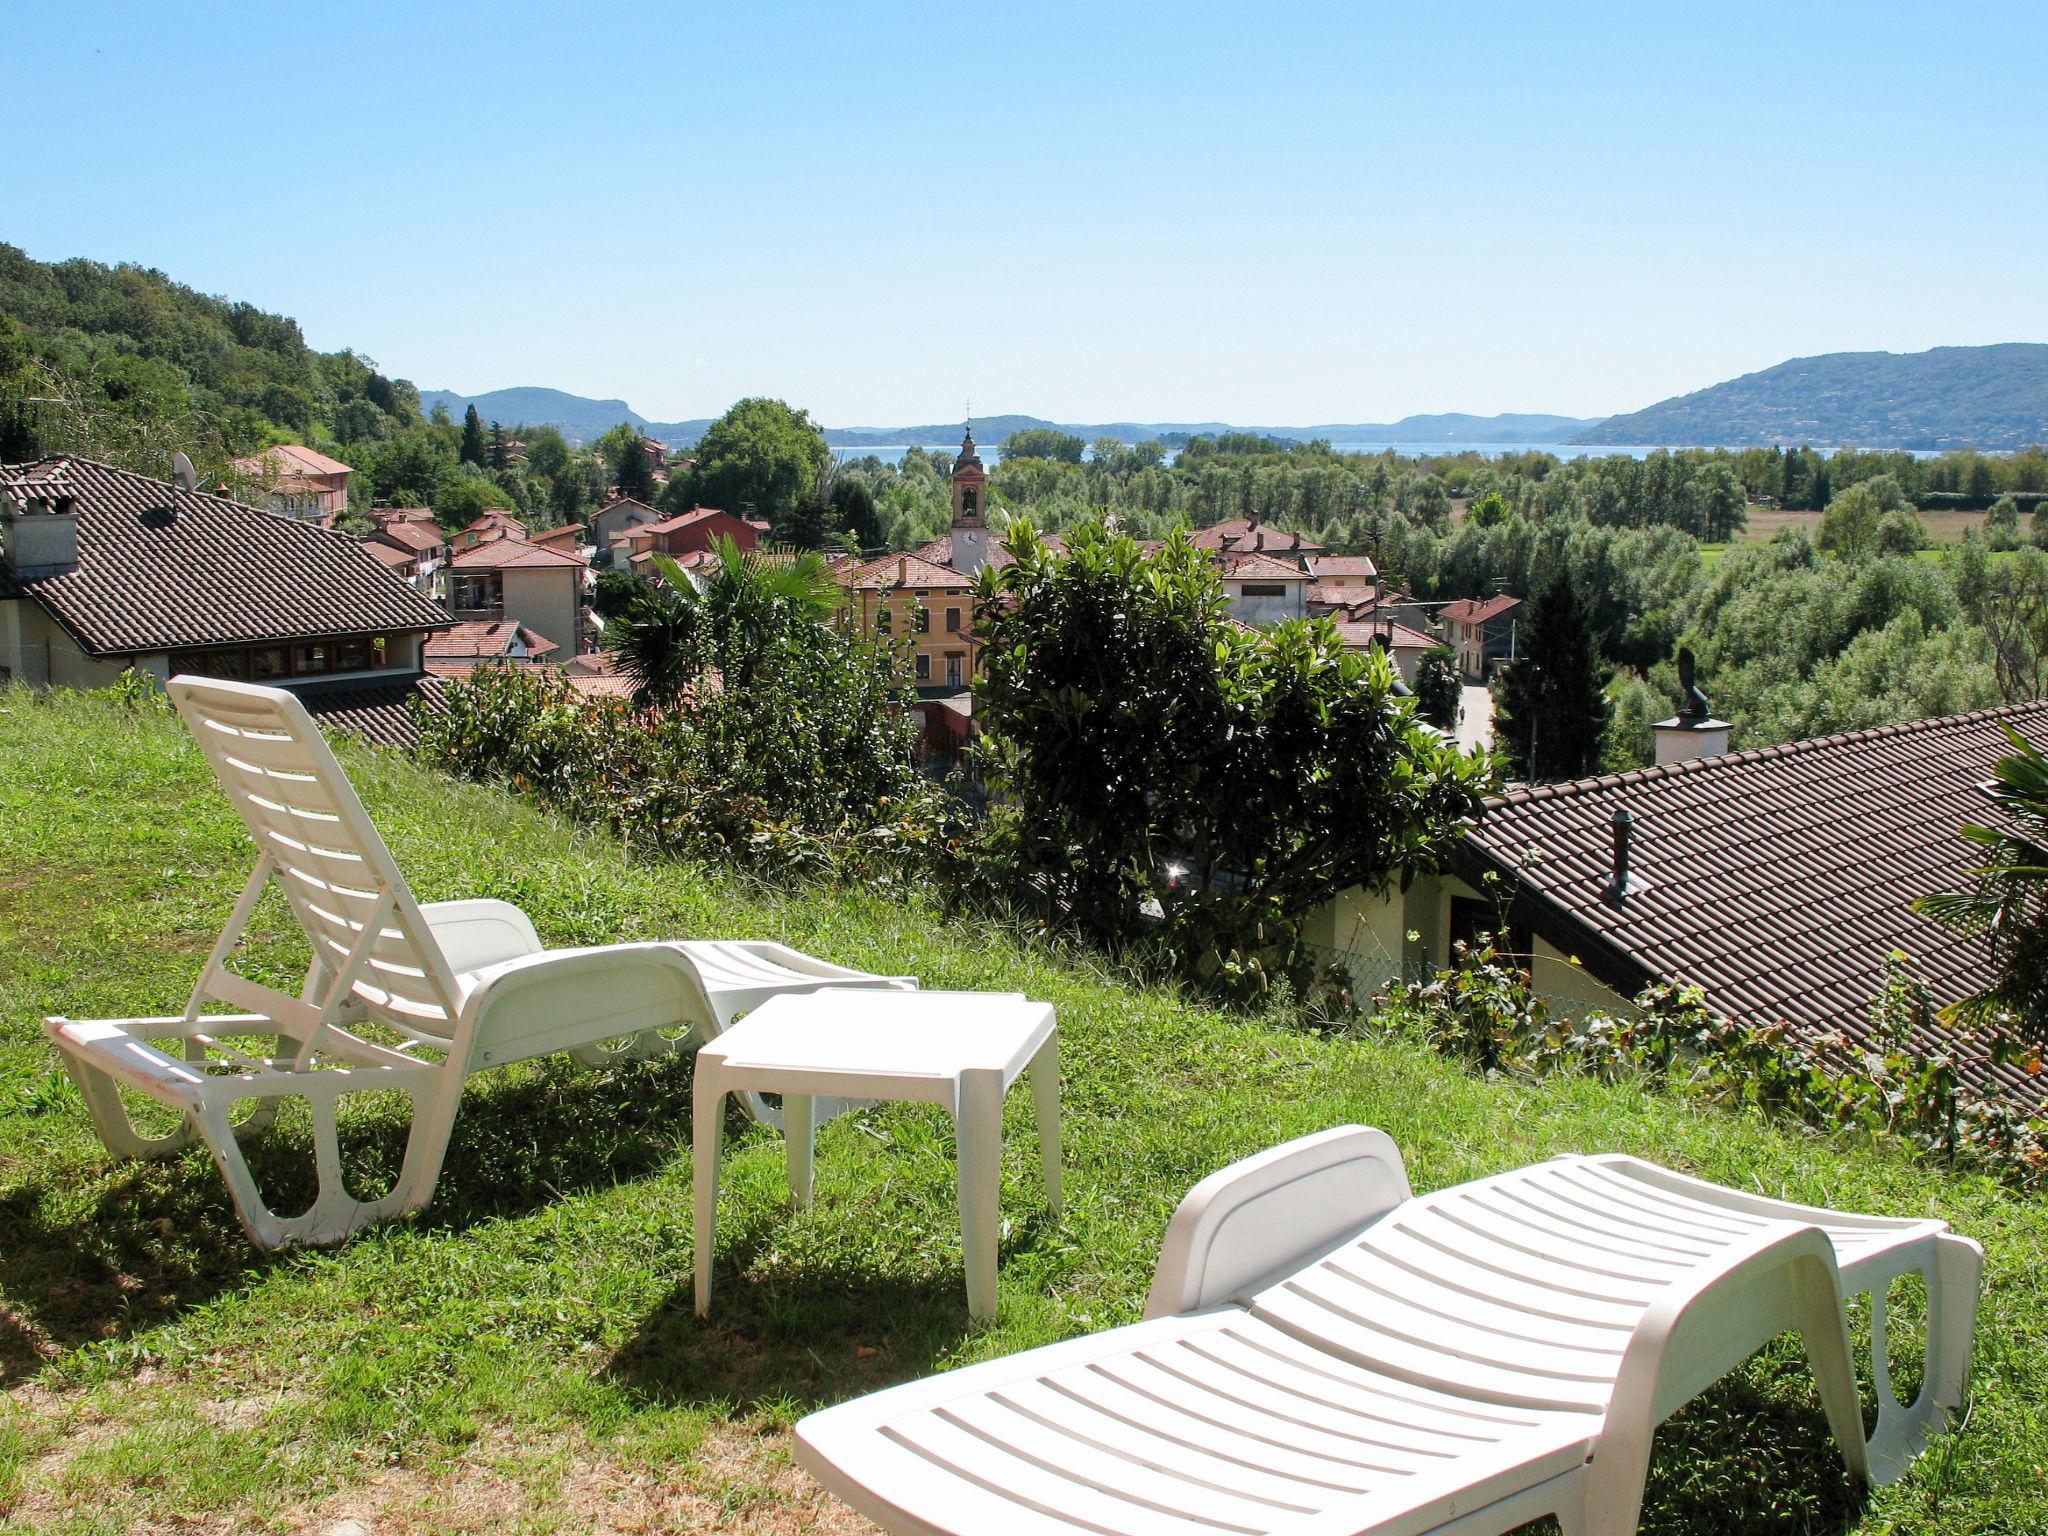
<box><xmin>336</xmin><ymin>637</ymin><xmax>369</xmax><ymax>671</ymax></box>
<box><xmin>876</xmin><ymin>606</ymin><xmax>893</xmax><ymax>634</ymax></box>
<box><xmin>1240</xmin><ymin>583</ymin><xmax>1286</xmax><ymax>597</ymax></box>
<box><xmin>250</xmin><ymin>647</ymin><xmax>288</xmax><ymax>680</ymax></box>
<box><xmin>295</xmin><ymin>642</ymin><xmax>331</xmax><ymax>674</ymax></box>
<box><xmin>915</xmin><ymin>606</ymin><xmax>930</xmax><ymax>633</ymax></box>
<box><xmin>945</xmin><ymin>607</ymin><xmax>961</xmax><ymax>632</ymax></box>
<box><xmin>915</xmin><ymin>653</ymin><xmax>930</xmax><ymax>681</ymax></box>
<box><xmin>945</xmin><ymin>653</ymin><xmax>963</xmax><ymax>687</ymax></box>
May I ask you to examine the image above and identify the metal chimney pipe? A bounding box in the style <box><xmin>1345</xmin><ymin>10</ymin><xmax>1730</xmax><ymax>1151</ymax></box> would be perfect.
<box><xmin>1609</xmin><ymin>807</ymin><xmax>1634</xmax><ymax>894</ymax></box>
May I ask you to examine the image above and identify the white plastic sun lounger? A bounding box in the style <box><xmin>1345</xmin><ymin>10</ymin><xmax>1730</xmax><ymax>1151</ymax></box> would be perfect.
<box><xmin>797</xmin><ymin>1126</ymin><xmax>1981</xmax><ymax>1536</ymax></box>
<box><xmin>44</xmin><ymin>676</ymin><xmax>912</xmax><ymax>1248</ymax></box>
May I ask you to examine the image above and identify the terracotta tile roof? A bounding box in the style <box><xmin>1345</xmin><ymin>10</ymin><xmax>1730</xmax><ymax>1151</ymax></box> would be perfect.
<box><xmin>1333</xmin><ymin>618</ymin><xmax>1437</xmax><ymax>651</ymax></box>
<box><xmin>1308</xmin><ymin>554</ymin><xmax>1379</xmax><ymax>578</ymax></box>
<box><xmin>297</xmin><ymin>674</ymin><xmax>446</xmax><ymax>751</ymax></box>
<box><xmin>848</xmin><ymin>552</ymin><xmax>974</xmax><ymax>590</ymax></box>
<box><xmin>371</xmin><ymin>520</ymin><xmax>445</xmax><ymax>554</ymax></box>
<box><xmin>449</xmin><ymin>537</ymin><xmax>585</xmax><ymax>570</ymax></box>
<box><xmin>1441</xmin><ymin>594</ymin><xmax>1521</xmax><ymax>624</ymax></box>
<box><xmin>234</xmin><ymin>444</ymin><xmax>353</xmax><ymax>478</ymax></box>
<box><xmin>1191</xmin><ymin>518</ymin><xmax>1324</xmax><ymax>555</ymax></box>
<box><xmin>634</xmin><ymin>507</ymin><xmax>734</xmax><ymax>536</ymax></box>
<box><xmin>0</xmin><ymin>456</ymin><xmax>449</xmax><ymax>655</ymax></box>
<box><xmin>364</xmin><ymin>541</ymin><xmax>418</xmax><ymax>568</ymax></box>
<box><xmin>529</xmin><ymin>522</ymin><xmax>584</xmax><ymax>545</ymax></box>
<box><xmin>425</xmin><ymin>620</ymin><xmax>559</xmax><ymax>662</ymax></box>
<box><xmin>1221</xmin><ymin>551</ymin><xmax>1311</xmax><ymax>581</ymax></box>
<box><xmin>1461</xmin><ymin>701</ymin><xmax>2048</xmax><ymax>1104</ymax></box>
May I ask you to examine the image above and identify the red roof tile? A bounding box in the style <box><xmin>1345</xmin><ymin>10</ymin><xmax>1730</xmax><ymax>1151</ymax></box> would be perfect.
<box><xmin>449</xmin><ymin>537</ymin><xmax>585</xmax><ymax>570</ymax></box>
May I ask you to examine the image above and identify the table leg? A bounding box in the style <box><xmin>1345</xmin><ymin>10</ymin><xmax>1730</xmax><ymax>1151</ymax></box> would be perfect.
<box><xmin>1029</xmin><ymin>1032</ymin><xmax>1062</xmax><ymax>1219</ymax></box>
<box><xmin>693</xmin><ymin>1068</ymin><xmax>726</xmax><ymax>1317</ymax></box>
<box><xmin>785</xmin><ymin>1092</ymin><xmax>815</xmax><ymax>1209</ymax></box>
<box><xmin>956</xmin><ymin>1068</ymin><xmax>1003</xmax><ymax>1321</ymax></box>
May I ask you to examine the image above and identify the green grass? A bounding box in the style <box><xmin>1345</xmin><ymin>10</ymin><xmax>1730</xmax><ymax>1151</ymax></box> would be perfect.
<box><xmin>1</xmin><ymin>686</ymin><xmax>2045</xmax><ymax>1534</ymax></box>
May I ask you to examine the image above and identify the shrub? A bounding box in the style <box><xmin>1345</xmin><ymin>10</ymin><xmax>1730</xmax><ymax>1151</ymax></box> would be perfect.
<box><xmin>970</xmin><ymin>517</ymin><xmax>1489</xmax><ymax>1003</ymax></box>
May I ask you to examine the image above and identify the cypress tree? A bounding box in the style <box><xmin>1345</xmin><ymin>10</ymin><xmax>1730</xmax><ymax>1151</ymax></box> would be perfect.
<box><xmin>1492</xmin><ymin>574</ymin><xmax>1610</xmax><ymax>783</ymax></box>
<box><xmin>460</xmin><ymin>404</ymin><xmax>485</xmax><ymax>465</ymax></box>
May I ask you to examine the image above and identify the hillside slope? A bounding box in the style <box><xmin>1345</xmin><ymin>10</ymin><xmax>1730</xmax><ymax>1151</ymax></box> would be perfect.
<box><xmin>0</xmin><ymin>688</ymin><xmax>2040</xmax><ymax>1533</ymax></box>
<box><xmin>1576</xmin><ymin>343</ymin><xmax>2048</xmax><ymax>449</ymax></box>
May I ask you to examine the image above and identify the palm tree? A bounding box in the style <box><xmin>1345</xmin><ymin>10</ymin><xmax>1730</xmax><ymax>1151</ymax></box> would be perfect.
<box><xmin>1915</xmin><ymin>726</ymin><xmax>2048</xmax><ymax>1043</ymax></box>
<box><xmin>613</xmin><ymin>535</ymin><xmax>843</xmax><ymax>708</ymax></box>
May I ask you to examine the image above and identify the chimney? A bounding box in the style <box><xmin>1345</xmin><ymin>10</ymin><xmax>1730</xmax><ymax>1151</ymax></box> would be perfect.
<box><xmin>1604</xmin><ymin>806</ymin><xmax>1645</xmax><ymax>902</ymax></box>
<box><xmin>1652</xmin><ymin>647</ymin><xmax>1730</xmax><ymax>764</ymax></box>
<box><xmin>0</xmin><ymin>481</ymin><xmax>81</xmax><ymax>579</ymax></box>
<box><xmin>896</xmin><ymin>556</ymin><xmax>908</xmax><ymax>584</ymax></box>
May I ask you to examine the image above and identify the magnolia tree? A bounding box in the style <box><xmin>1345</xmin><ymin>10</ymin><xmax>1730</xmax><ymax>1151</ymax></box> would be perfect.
<box><xmin>971</xmin><ymin>519</ymin><xmax>1490</xmax><ymax>1002</ymax></box>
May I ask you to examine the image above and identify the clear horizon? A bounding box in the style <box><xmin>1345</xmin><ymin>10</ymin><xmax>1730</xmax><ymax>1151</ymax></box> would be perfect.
<box><xmin>7</xmin><ymin>1</ymin><xmax>2046</xmax><ymax>427</ymax></box>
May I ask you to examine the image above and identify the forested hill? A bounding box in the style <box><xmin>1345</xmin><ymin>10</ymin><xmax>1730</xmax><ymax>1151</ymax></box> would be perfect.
<box><xmin>0</xmin><ymin>242</ymin><xmax>424</xmax><ymax>478</ymax></box>
<box><xmin>1575</xmin><ymin>344</ymin><xmax>2048</xmax><ymax>450</ymax></box>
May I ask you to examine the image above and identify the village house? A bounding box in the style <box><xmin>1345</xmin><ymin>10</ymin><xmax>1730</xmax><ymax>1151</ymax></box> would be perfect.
<box><xmin>621</xmin><ymin>507</ymin><xmax>760</xmax><ymax>572</ymax></box>
<box><xmin>1328</xmin><ymin>615</ymin><xmax>1439</xmax><ymax>685</ymax></box>
<box><xmin>453</xmin><ymin>509</ymin><xmax>527</xmax><ymax>550</ymax></box>
<box><xmin>528</xmin><ymin>522</ymin><xmax>587</xmax><ymax>558</ymax></box>
<box><xmin>230</xmin><ymin>443</ymin><xmax>354</xmax><ymax>523</ymax></box>
<box><xmin>1440</xmin><ymin>593</ymin><xmax>1521</xmax><ymax>679</ymax></box>
<box><xmin>1218</xmin><ymin>551</ymin><xmax>1311</xmax><ymax>626</ymax></box>
<box><xmin>445</xmin><ymin>536</ymin><xmax>587</xmax><ymax>658</ymax></box>
<box><xmin>423</xmin><ymin>619</ymin><xmax>559</xmax><ymax>676</ymax></box>
<box><xmin>1311</xmin><ymin>698</ymin><xmax>2048</xmax><ymax>1105</ymax></box>
<box><xmin>1191</xmin><ymin>516</ymin><xmax>1324</xmax><ymax>562</ymax></box>
<box><xmin>0</xmin><ymin>455</ymin><xmax>448</xmax><ymax>746</ymax></box>
<box><xmin>843</xmin><ymin>551</ymin><xmax>979</xmax><ymax>691</ymax></box>
<box><xmin>590</xmin><ymin>496</ymin><xmax>665</xmax><ymax>558</ymax></box>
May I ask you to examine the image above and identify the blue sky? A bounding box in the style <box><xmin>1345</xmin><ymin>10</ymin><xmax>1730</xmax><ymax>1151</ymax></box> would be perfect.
<box><xmin>8</xmin><ymin>1</ymin><xmax>2047</xmax><ymax>426</ymax></box>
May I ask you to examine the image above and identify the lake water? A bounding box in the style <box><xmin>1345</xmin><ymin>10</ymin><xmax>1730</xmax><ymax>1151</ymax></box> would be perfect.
<box><xmin>830</xmin><ymin>441</ymin><xmax>1661</xmax><ymax>468</ymax></box>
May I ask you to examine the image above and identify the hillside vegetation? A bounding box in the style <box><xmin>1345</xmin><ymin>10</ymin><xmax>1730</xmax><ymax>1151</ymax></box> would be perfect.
<box><xmin>1577</xmin><ymin>344</ymin><xmax>2048</xmax><ymax>450</ymax></box>
<box><xmin>0</xmin><ymin>687</ymin><xmax>2045</xmax><ymax>1533</ymax></box>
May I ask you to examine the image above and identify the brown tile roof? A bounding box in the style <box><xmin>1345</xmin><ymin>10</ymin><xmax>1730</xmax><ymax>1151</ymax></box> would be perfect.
<box><xmin>1462</xmin><ymin>701</ymin><xmax>2048</xmax><ymax>1104</ymax></box>
<box><xmin>364</xmin><ymin>541</ymin><xmax>418</xmax><ymax>568</ymax></box>
<box><xmin>529</xmin><ymin>522</ymin><xmax>584</xmax><ymax>545</ymax></box>
<box><xmin>0</xmin><ymin>456</ymin><xmax>450</xmax><ymax>655</ymax></box>
<box><xmin>449</xmin><ymin>537</ymin><xmax>585</xmax><ymax>570</ymax></box>
<box><xmin>297</xmin><ymin>674</ymin><xmax>446</xmax><ymax>751</ymax></box>
<box><xmin>1441</xmin><ymin>594</ymin><xmax>1521</xmax><ymax>624</ymax></box>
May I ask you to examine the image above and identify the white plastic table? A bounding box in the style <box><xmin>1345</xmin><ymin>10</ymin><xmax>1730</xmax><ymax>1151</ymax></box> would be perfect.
<box><xmin>692</xmin><ymin>989</ymin><xmax>1061</xmax><ymax>1321</ymax></box>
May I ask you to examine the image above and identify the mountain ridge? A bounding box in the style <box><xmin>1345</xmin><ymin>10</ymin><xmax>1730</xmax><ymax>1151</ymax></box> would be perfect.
<box><xmin>418</xmin><ymin>389</ymin><xmax>1606</xmax><ymax>450</ymax></box>
<box><xmin>1574</xmin><ymin>343</ymin><xmax>2048</xmax><ymax>449</ymax></box>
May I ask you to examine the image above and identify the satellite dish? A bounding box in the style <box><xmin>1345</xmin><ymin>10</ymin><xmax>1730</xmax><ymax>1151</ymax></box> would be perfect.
<box><xmin>171</xmin><ymin>452</ymin><xmax>198</xmax><ymax>493</ymax></box>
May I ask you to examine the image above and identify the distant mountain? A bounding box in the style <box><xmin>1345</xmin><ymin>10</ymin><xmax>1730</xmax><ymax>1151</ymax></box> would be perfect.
<box><xmin>1574</xmin><ymin>344</ymin><xmax>2048</xmax><ymax>450</ymax></box>
<box><xmin>418</xmin><ymin>387</ymin><xmax>713</xmax><ymax>447</ymax></box>
<box><xmin>421</xmin><ymin>390</ymin><xmax>1602</xmax><ymax>451</ymax></box>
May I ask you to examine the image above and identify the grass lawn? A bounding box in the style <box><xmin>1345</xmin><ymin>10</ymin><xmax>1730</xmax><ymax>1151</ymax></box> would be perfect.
<box><xmin>2</xmin><ymin>687</ymin><xmax>2045</xmax><ymax>1534</ymax></box>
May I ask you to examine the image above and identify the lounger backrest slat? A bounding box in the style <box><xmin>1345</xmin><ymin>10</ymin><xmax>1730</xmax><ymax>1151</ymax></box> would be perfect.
<box><xmin>170</xmin><ymin>677</ymin><xmax>464</xmax><ymax>1044</ymax></box>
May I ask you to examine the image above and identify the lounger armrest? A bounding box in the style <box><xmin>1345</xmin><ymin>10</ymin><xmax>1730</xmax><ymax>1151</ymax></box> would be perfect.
<box><xmin>459</xmin><ymin>943</ymin><xmax>709</xmax><ymax>1069</ymax></box>
<box><xmin>420</xmin><ymin>899</ymin><xmax>544</xmax><ymax>973</ymax></box>
<box><xmin>1599</xmin><ymin>1220</ymin><xmax>1869</xmax><ymax>1507</ymax></box>
<box><xmin>1144</xmin><ymin>1125</ymin><xmax>1412</xmax><ymax>1319</ymax></box>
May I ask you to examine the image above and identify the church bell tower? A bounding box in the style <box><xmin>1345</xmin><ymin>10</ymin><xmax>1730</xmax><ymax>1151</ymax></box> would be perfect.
<box><xmin>950</xmin><ymin>425</ymin><xmax>989</xmax><ymax>576</ymax></box>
